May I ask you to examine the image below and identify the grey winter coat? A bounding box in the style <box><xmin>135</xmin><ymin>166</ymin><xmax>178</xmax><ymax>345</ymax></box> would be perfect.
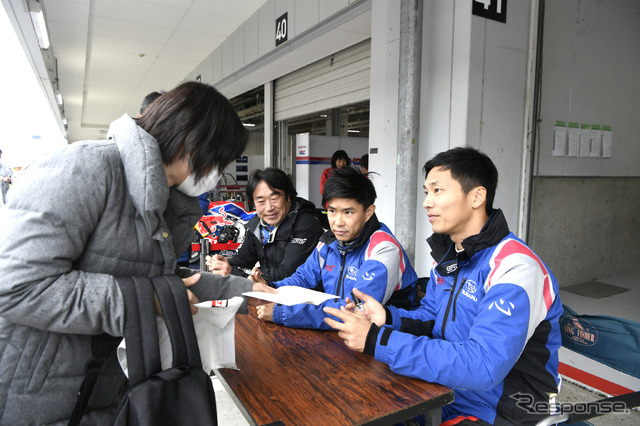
<box><xmin>0</xmin><ymin>114</ymin><xmax>253</xmax><ymax>425</ymax></box>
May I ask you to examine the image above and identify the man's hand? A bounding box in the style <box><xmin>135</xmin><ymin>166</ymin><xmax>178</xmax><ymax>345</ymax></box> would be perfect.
<box><xmin>323</xmin><ymin>306</ymin><xmax>372</xmax><ymax>353</ymax></box>
<box><xmin>256</xmin><ymin>302</ymin><xmax>275</xmax><ymax>322</ymax></box>
<box><xmin>346</xmin><ymin>288</ymin><xmax>387</xmax><ymax>327</ymax></box>
<box><xmin>248</xmin><ymin>280</ymin><xmax>277</xmax><ymax>306</ymax></box>
<box><xmin>249</xmin><ymin>268</ymin><xmax>268</xmax><ymax>285</ymax></box>
<box><xmin>205</xmin><ymin>254</ymin><xmax>232</xmax><ymax>276</ymax></box>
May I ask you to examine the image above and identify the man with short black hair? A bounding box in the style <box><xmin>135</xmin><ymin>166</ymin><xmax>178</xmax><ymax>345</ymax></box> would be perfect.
<box><xmin>325</xmin><ymin>147</ymin><xmax>563</xmax><ymax>425</ymax></box>
<box><xmin>255</xmin><ymin>166</ymin><xmax>418</xmax><ymax>330</ymax></box>
<box><xmin>207</xmin><ymin>167</ymin><xmax>324</xmax><ymax>282</ymax></box>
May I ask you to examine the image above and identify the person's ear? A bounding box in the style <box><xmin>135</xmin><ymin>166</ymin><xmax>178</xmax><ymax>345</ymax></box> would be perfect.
<box><xmin>471</xmin><ymin>186</ymin><xmax>487</xmax><ymax>209</ymax></box>
<box><xmin>365</xmin><ymin>204</ymin><xmax>376</xmax><ymax>221</ymax></box>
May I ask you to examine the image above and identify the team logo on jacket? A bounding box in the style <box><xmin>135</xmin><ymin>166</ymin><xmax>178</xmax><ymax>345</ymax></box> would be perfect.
<box><xmin>461</xmin><ymin>280</ymin><xmax>478</xmax><ymax>302</ymax></box>
<box><xmin>489</xmin><ymin>298</ymin><xmax>515</xmax><ymax>316</ymax></box>
<box><xmin>290</xmin><ymin>237</ymin><xmax>307</xmax><ymax>244</ymax></box>
<box><xmin>464</xmin><ymin>280</ymin><xmax>477</xmax><ymax>293</ymax></box>
<box><xmin>346</xmin><ymin>266</ymin><xmax>358</xmax><ymax>281</ymax></box>
<box><xmin>325</xmin><ymin>264</ymin><xmax>336</xmax><ymax>272</ymax></box>
<box><xmin>436</xmin><ymin>277</ymin><xmax>445</xmax><ymax>285</ymax></box>
<box><xmin>363</xmin><ymin>271</ymin><xmax>375</xmax><ymax>281</ymax></box>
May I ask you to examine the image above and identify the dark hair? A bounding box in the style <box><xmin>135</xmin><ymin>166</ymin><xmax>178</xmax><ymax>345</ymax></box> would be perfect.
<box><xmin>246</xmin><ymin>168</ymin><xmax>297</xmax><ymax>206</ymax></box>
<box><xmin>423</xmin><ymin>147</ymin><xmax>498</xmax><ymax>214</ymax></box>
<box><xmin>136</xmin><ymin>81</ymin><xmax>248</xmax><ymax>181</ymax></box>
<box><xmin>322</xmin><ymin>166</ymin><xmax>376</xmax><ymax>209</ymax></box>
<box><xmin>330</xmin><ymin>150</ymin><xmax>350</xmax><ymax>169</ymax></box>
<box><xmin>359</xmin><ymin>153</ymin><xmax>368</xmax><ymax>170</ymax></box>
<box><xmin>139</xmin><ymin>91</ymin><xmax>165</xmax><ymax>114</ymax></box>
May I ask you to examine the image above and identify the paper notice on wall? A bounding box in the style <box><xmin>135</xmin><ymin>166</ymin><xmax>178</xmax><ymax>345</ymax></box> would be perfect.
<box><xmin>552</xmin><ymin>124</ymin><xmax>567</xmax><ymax>156</ymax></box>
<box><xmin>567</xmin><ymin>125</ymin><xmax>580</xmax><ymax>157</ymax></box>
<box><xmin>602</xmin><ymin>127</ymin><xmax>613</xmax><ymax>158</ymax></box>
<box><xmin>589</xmin><ymin>126</ymin><xmax>602</xmax><ymax>158</ymax></box>
<box><xmin>579</xmin><ymin>125</ymin><xmax>591</xmax><ymax>157</ymax></box>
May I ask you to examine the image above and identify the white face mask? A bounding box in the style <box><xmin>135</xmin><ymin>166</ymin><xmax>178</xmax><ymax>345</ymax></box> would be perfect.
<box><xmin>176</xmin><ymin>168</ymin><xmax>221</xmax><ymax>197</ymax></box>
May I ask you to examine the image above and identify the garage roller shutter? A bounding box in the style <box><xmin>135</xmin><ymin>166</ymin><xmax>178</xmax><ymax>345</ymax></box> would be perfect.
<box><xmin>274</xmin><ymin>39</ymin><xmax>370</xmax><ymax>122</ymax></box>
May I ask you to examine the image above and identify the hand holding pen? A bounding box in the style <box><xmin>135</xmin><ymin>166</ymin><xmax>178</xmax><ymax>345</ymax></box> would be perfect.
<box><xmin>348</xmin><ymin>290</ymin><xmax>366</xmax><ymax>312</ymax></box>
<box><xmin>344</xmin><ymin>288</ymin><xmax>387</xmax><ymax>327</ymax></box>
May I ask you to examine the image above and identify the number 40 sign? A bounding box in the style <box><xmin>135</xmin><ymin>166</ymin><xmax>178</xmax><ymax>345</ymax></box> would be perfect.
<box><xmin>472</xmin><ymin>0</ymin><xmax>507</xmax><ymax>23</ymax></box>
<box><xmin>276</xmin><ymin>12</ymin><xmax>288</xmax><ymax>47</ymax></box>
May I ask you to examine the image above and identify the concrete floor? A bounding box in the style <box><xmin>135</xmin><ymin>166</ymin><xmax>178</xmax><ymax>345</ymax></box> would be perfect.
<box><xmin>555</xmin><ymin>379</ymin><xmax>640</xmax><ymax>426</ymax></box>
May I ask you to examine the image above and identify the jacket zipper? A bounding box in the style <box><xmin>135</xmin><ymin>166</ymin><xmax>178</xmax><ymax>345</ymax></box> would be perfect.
<box><xmin>452</xmin><ymin>278</ymin><xmax>466</xmax><ymax>322</ymax></box>
<box><xmin>335</xmin><ymin>252</ymin><xmax>347</xmax><ymax>300</ymax></box>
<box><xmin>440</xmin><ymin>269</ymin><xmax>460</xmax><ymax>339</ymax></box>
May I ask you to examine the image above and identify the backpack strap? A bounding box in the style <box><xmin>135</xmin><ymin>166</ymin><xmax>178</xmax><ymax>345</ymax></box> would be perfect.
<box><xmin>150</xmin><ymin>275</ymin><xmax>203</xmax><ymax>369</ymax></box>
<box><xmin>118</xmin><ymin>275</ymin><xmax>162</xmax><ymax>387</ymax></box>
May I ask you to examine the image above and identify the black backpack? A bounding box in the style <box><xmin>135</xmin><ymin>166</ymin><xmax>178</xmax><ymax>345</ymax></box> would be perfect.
<box><xmin>70</xmin><ymin>275</ymin><xmax>218</xmax><ymax>425</ymax></box>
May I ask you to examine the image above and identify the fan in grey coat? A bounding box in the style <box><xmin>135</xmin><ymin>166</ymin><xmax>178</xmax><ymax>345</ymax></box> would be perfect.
<box><xmin>0</xmin><ymin>82</ymin><xmax>261</xmax><ymax>424</ymax></box>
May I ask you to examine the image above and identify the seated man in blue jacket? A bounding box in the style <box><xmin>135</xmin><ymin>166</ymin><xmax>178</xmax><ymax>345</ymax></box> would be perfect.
<box><xmin>325</xmin><ymin>147</ymin><xmax>563</xmax><ymax>425</ymax></box>
<box><xmin>254</xmin><ymin>166</ymin><xmax>418</xmax><ymax>330</ymax></box>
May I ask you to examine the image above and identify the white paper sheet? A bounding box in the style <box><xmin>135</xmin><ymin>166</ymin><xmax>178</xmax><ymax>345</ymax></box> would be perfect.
<box><xmin>243</xmin><ymin>285</ymin><xmax>336</xmax><ymax>306</ymax></box>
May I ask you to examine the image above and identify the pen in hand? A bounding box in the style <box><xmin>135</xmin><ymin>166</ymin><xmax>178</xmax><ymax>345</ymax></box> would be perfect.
<box><xmin>350</xmin><ymin>290</ymin><xmax>365</xmax><ymax>311</ymax></box>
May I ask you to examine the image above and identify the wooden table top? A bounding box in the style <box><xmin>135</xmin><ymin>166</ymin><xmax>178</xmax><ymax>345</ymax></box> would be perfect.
<box><xmin>215</xmin><ymin>307</ymin><xmax>453</xmax><ymax>425</ymax></box>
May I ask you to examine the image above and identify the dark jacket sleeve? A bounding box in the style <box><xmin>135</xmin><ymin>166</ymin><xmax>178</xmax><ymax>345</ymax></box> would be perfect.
<box><xmin>259</xmin><ymin>213</ymin><xmax>324</xmax><ymax>282</ymax></box>
<box><xmin>179</xmin><ymin>268</ymin><xmax>253</xmax><ymax>314</ymax></box>
<box><xmin>228</xmin><ymin>229</ymin><xmax>260</xmax><ymax>275</ymax></box>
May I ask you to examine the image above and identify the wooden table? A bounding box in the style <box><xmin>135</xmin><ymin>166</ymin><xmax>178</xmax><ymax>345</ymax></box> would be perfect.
<box><xmin>214</xmin><ymin>308</ymin><xmax>454</xmax><ymax>425</ymax></box>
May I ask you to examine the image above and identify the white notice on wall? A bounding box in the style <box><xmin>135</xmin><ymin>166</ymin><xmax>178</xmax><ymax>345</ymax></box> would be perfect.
<box><xmin>552</xmin><ymin>125</ymin><xmax>567</xmax><ymax>156</ymax></box>
<box><xmin>567</xmin><ymin>127</ymin><xmax>580</xmax><ymax>157</ymax></box>
<box><xmin>589</xmin><ymin>127</ymin><xmax>602</xmax><ymax>158</ymax></box>
<box><xmin>578</xmin><ymin>126</ymin><xmax>591</xmax><ymax>157</ymax></box>
<box><xmin>602</xmin><ymin>128</ymin><xmax>613</xmax><ymax>158</ymax></box>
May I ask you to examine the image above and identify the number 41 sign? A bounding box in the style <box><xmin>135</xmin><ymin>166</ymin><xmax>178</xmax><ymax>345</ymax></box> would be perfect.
<box><xmin>472</xmin><ymin>0</ymin><xmax>507</xmax><ymax>23</ymax></box>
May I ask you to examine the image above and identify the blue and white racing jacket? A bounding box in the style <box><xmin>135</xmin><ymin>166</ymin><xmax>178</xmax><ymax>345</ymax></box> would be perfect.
<box><xmin>364</xmin><ymin>210</ymin><xmax>563</xmax><ymax>425</ymax></box>
<box><xmin>271</xmin><ymin>214</ymin><xmax>418</xmax><ymax>330</ymax></box>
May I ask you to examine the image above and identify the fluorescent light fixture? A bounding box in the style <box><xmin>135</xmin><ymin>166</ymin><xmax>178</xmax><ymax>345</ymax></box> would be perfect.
<box><xmin>243</xmin><ymin>123</ymin><xmax>255</xmax><ymax>127</ymax></box>
<box><xmin>348</xmin><ymin>129</ymin><xmax>360</xmax><ymax>133</ymax></box>
<box><xmin>320</xmin><ymin>114</ymin><xmax>328</xmax><ymax>118</ymax></box>
<box><xmin>62</xmin><ymin>117</ymin><xmax>67</xmax><ymax>126</ymax></box>
<box><xmin>56</xmin><ymin>91</ymin><xmax>63</xmax><ymax>105</ymax></box>
<box><xmin>29</xmin><ymin>0</ymin><xmax>50</xmax><ymax>50</ymax></box>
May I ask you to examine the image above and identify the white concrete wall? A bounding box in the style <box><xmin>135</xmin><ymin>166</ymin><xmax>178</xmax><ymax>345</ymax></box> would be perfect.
<box><xmin>536</xmin><ymin>0</ymin><xmax>640</xmax><ymax>178</ymax></box>
<box><xmin>529</xmin><ymin>0</ymin><xmax>640</xmax><ymax>286</ymax></box>
<box><xmin>368</xmin><ymin>0</ymin><xmax>400</xmax><ymax>232</ymax></box>
<box><xmin>370</xmin><ymin>1</ymin><xmax>534</xmax><ymax>277</ymax></box>
<box><xmin>184</xmin><ymin>0</ymin><xmax>358</xmax><ymax>87</ymax></box>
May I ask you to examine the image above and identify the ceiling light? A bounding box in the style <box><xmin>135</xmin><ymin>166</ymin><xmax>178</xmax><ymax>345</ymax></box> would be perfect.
<box><xmin>28</xmin><ymin>0</ymin><xmax>50</xmax><ymax>50</ymax></box>
<box><xmin>62</xmin><ymin>117</ymin><xmax>68</xmax><ymax>126</ymax></box>
<box><xmin>348</xmin><ymin>129</ymin><xmax>360</xmax><ymax>133</ymax></box>
<box><xmin>56</xmin><ymin>91</ymin><xmax>63</xmax><ymax>105</ymax></box>
<box><xmin>243</xmin><ymin>123</ymin><xmax>255</xmax><ymax>127</ymax></box>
